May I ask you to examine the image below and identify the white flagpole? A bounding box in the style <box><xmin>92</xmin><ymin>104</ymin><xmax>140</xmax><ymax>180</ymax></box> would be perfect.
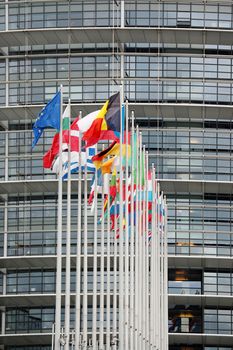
<box><xmin>65</xmin><ymin>100</ymin><xmax>71</xmax><ymax>350</ymax></box>
<box><xmin>55</xmin><ymin>85</ymin><xmax>63</xmax><ymax>350</ymax></box>
<box><xmin>145</xmin><ymin>151</ymin><xmax>149</xmax><ymax>348</ymax></box>
<box><xmin>124</xmin><ymin>100</ymin><xmax>129</xmax><ymax>350</ymax></box>
<box><xmin>150</xmin><ymin>166</ymin><xmax>156</xmax><ymax>349</ymax></box>
<box><xmin>92</xmin><ymin>168</ymin><xmax>98</xmax><ymax>348</ymax></box>
<box><xmin>138</xmin><ymin>132</ymin><xmax>143</xmax><ymax>350</ymax></box>
<box><xmin>156</xmin><ymin>183</ymin><xmax>161</xmax><ymax>350</ymax></box>
<box><xmin>75</xmin><ymin>111</ymin><xmax>82</xmax><ymax>350</ymax></box>
<box><xmin>164</xmin><ymin>198</ymin><xmax>168</xmax><ymax>350</ymax></box>
<box><xmin>141</xmin><ymin>145</ymin><xmax>146</xmax><ymax>350</ymax></box>
<box><xmin>119</xmin><ymin>85</ymin><xmax>125</xmax><ymax>350</ymax></box>
<box><xmin>129</xmin><ymin>111</ymin><xmax>135</xmax><ymax>349</ymax></box>
<box><xmin>160</xmin><ymin>192</ymin><xmax>164</xmax><ymax>350</ymax></box>
<box><xmin>99</xmin><ymin>171</ymin><xmax>105</xmax><ymax>349</ymax></box>
<box><xmin>134</xmin><ymin>125</ymin><xmax>139</xmax><ymax>350</ymax></box>
<box><xmin>112</xmin><ymin>187</ymin><xmax>118</xmax><ymax>350</ymax></box>
<box><xmin>83</xmin><ymin>142</ymin><xmax>88</xmax><ymax>348</ymax></box>
<box><xmin>106</xmin><ymin>172</ymin><xmax>111</xmax><ymax>350</ymax></box>
<box><xmin>111</xmin><ymin>170</ymin><xmax>119</xmax><ymax>350</ymax></box>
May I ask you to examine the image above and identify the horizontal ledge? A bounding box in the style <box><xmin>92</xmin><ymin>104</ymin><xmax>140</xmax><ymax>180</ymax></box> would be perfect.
<box><xmin>0</xmin><ymin>292</ymin><xmax>119</xmax><ymax>307</ymax></box>
<box><xmin>0</xmin><ymin>179</ymin><xmax>232</xmax><ymax>195</ymax></box>
<box><xmin>169</xmin><ymin>332</ymin><xmax>233</xmax><ymax>346</ymax></box>
<box><xmin>168</xmin><ymin>255</ymin><xmax>233</xmax><ymax>269</ymax></box>
<box><xmin>1</xmin><ymin>27</ymin><xmax>233</xmax><ymax>46</ymax></box>
<box><xmin>0</xmin><ymin>254</ymin><xmax>232</xmax><ymax>269</ymax></box>
<box><xmin>168</xmin><ymin>294</ymin><xmax>233</xmax><ymax>308</ymax></box>
<box><xmin>0</xmin><ymin>333</ymin><xmax>52</xmax><ymax>346</ymax></box>
<box><xmin>0</xmin><ymin>292</ymin><xmax>232</xmax><ymax>308</ymax></box>
<box><xmin>1</xmin><ymin>103</ymin><xmax>233</xmax><ymax>122</ymax></box>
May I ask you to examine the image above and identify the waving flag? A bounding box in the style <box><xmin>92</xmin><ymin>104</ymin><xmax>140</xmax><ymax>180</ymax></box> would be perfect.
<box><xmin>43</xmin><ymin>104</ymin><xmax>71</xmax><ymax>168</ymax></box>
<box><xmin>32</xmin><ymin>91</ymin><xmax>61</xmax><ymax>148</ymax></box>
<box><xmin>52</xmin><ymin>146</ymin><xmax>96</xmax><ymax>179</ymax></box>
<box><xmin>83</xmin><ymin>92</ymin><xmax>121</xmax><ymax>147</ymax></box>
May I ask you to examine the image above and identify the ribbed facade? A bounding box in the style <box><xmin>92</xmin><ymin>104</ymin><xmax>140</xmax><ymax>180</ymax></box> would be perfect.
<box><xmin>0</xmin><ymin>1</ymin><xmax>233</xmax><ymax>349</ymax></box>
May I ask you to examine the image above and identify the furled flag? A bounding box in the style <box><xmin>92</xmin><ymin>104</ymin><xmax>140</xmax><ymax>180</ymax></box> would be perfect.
<box><xmin>32</xmin><ymin>91</ymin><xmax>61</xmax><ymax>148</ymax></box>
<box><xmin>83</xmin><ymin>92</ymin><xmax>121</xmax><ymax>147</ymax></box>
<box><xmin>88</xmin><ymin>169</ymin><xmax>103</xmax><ymax>205</ymax></box>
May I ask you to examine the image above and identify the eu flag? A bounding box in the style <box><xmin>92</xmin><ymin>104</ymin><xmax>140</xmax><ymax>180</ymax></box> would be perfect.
<box><xmin>32</xmin><ymin>91</ymin><xmax>61</xmax><ymax>148</ymax></box>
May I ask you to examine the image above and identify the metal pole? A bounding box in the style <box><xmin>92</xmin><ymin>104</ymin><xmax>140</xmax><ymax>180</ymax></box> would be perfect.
<box><xmin>75</xmin><ymin>111</ymin><xmax>82</xmax><ymax>350</ymax></box>
<box><xmin>92</xmin><ymin>168</ymin><xmax>98</xmax><ymax>348</ymax></box>
<box><xmin>55</xmin><ymin>85</ymin><xmax>63</xmax><ymax>350</ymax></box>
<box><xmin>129</xmin><ymin>111</ymin><xmax>135</xmax><ymax>350</ymax></box>
<box><xmin>99</xmin><ymin>171</ymin><xmax>105</xmax><ymax>350</ymax></box>
<box><xmin>65</xmin><ymin>100</ymin><xmax>71</xmax><ymax>350</ymax></box>
<box><xmin>124</xmin><ymin>100</ymin><xmax>129</xmax><ymax>350</ymax></box>
<box><xmin>83</xmin><ymin>141</ymin><xmax>88</xmax><ymax>348</ymax></box>
<box><xmin>118</xmin><ymin>86</ymin><xmax>124</xmax><ymax>350</ymax></box>
<box><xmin>134</xmin><ymin>125</ymin><xmax>139</xmax><ymax>350</ymax></box>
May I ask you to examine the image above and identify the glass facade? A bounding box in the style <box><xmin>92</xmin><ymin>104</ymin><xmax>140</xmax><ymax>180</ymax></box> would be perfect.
<box><xmin>0</xmin><ymin>0</ymin><xmax>233</xmax><ymax>349</ymax></box>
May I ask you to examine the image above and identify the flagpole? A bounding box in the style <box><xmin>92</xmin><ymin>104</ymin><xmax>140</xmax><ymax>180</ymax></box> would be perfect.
<box><xmin>150</xmin><ymin>166</ymin><xmax>156</xmax><ymax>349</ymax></box>
<box><xmin>65</xmin><ymin>99</ymin><xmax>71</xmax><ymax>350</ymax></box>
<box><xmin>99</xmin><ymin>171</ymin><xmax>105</xmax><ymax>349</ymax></box>
<box><xmin>106</xmin><ymin>172</ymin><xmax>111</xmax><ymax>350</ymax></box>
<box><xmin>156</xmin><ymin>183</ymin><xmax>161</xmax><ymax>350</ymax></box>
<box><xmin>145</xmin><ymin>151</ymin><xmax>149</xmax><ymax>349</ymax></box>
<box><xmin>124</xmin><ymin>99</ymin><xmax>129</xmax><ymax>350</ymax></box>
<box><xmin>134</xmin><ymin>125</ymin><xmax>139</xmax><ymax>350</ymax></box>
<box><xmin>113</xmin><ymin>189</ymin><xmax>118</xmax><ymax>350</ymax></box>
<box><xmin>138</xmin><ymin>132</ymin><xmax>143</xmax><ymax>350</ymax></box>
<box><xmin>141</xmin><ymin>145</ymin><xmax>145</xmax><ymax>350</ymax></box>
<box><xmin>83</xmin><ymin>141</ymin><xmax>88</xmax><ymax>348</ymax></box>
<box><xmin>119</xmin><ymin>85</ymin><xmax>125</xmax><ymax>350</ymax></box>
<box><xmin>164</xmin><ymin>198</ymin><xmax>168</xmax><ymax>350</ymax></box>
<box><xmin>160</xmin><ymin>192</ymin><xmax>164</xmax><ymax>350</ymax></box>
<box><xmin>75</xmin><ymin>112</ymin><xmax>82</xmax><ymax>350</ymax></box>
<box><xmin>55</xmin><ymin>85</ymin><xmax>63</xmax><ymax>350</ymax></box>
<box><xmin>92</xmin><ymin>168</ymin><xmax>98</xmax><ymax>348</ymax></box>
<box><xmin>129</xmin><ymin>110</ymin><xmax>135</xmax><ymax>350</ymax></box>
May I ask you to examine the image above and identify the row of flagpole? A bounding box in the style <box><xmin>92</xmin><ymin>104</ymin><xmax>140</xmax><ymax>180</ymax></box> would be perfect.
<box><xmin>39</xmin><ymin>86</ymin><xmax>168</xmax><ymax>350</ymax></box>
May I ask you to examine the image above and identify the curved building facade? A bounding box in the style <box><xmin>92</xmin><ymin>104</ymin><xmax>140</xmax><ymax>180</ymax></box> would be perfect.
<box><xmin>0</xmin><ymin>1</ymin><xmax>233</xmax><ymax>349</ymax></box>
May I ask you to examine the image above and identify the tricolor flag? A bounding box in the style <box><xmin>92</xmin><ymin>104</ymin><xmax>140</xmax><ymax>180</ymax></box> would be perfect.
<box><xmin>32</xmin><ymin>91</ymin><xmax>61</xmax><ymax>148</ymax></box>
<box><xmin>83</xmin><ymin>92</ymin><xmax>121</xmax><ymax>147</ymax></box>
<box><xmin>92</xmin><ymin>142</ymin><xmax>131</xmax><ymax>172</ymax></box>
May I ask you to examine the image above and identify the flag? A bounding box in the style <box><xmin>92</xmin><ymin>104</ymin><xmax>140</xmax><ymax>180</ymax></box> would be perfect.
<box><xmin>52</xmin><ymin>146</ymin><xmax>96</xmax><ymax>179</ymax></box>
<box><xmin>83</xmin><ymin>92</ymin><xmax>121</xmax><ymax>147</ymax></box>
<box><xmin>43</xmin><ymin>104</ymin><xmax>71</xmax><ymax>168</ymax></box>
<box><xmin>104</xmin><ymin>92</ymin><xmax>121</xmax><ymax>132</ymax></box>
<box><xmin>92</xmin><ymin>141</ymin><xmax>117</xmax><ymax>168</ymax></box>
<box><xmin>92</xmin><ymin>142</ymin><xmax>131</xmax><ymax>170</ymax></box>
<box><xmin>103</xmin><ymin>169</ymin><xmax>118</xmax><ymax>212</ymax></box>
<box><xmin>88</xmin><ymin>169</ymin><xmax>103</xmax><ymax>205</ymax></box>
<box><xmin>32</xmin><ymin>91</ymin><xmax>61</xmax><ymax>148</ymax></box>
<box><xmin>100</xmin><ymin>156</ymin><xmax>119</xmax><ymax>175</ymax></box>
